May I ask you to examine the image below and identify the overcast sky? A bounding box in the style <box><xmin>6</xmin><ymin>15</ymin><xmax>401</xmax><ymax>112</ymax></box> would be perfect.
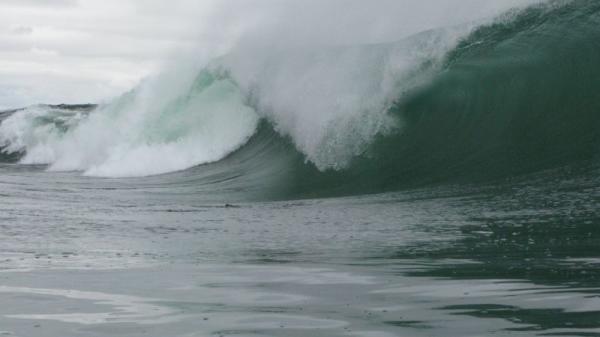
<box><xmin>0</xmin><ymin>0</ymin><xmax>538</xmax><ymax>110</ymax></box>
<box><xmin>0</xmin><ymin>0</ymin><xmax>220</xmax><ymax>110</ymax></box>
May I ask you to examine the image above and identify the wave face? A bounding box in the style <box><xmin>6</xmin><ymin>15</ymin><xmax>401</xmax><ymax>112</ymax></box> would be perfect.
<box><xmin>309</xmin><ymin>0</ymin><xmax>600</xmax><ymax>195</ymax></box>
<box><xmin>1</xmin><ymin>1</ymin><xmax>600</xmax><ymax>199</ymax></box>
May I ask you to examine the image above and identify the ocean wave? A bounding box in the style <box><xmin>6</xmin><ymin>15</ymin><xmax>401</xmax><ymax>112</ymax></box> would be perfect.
<box><xmin>1</xmin><ymin>0</ymin><xmax>599</xmax><ymax>199</ymax></box>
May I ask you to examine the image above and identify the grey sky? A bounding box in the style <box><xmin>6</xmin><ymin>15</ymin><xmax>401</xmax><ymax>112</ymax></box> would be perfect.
<box><xmin>0</xmin><ymin>0</ymin><xmax>215</xmax><ymax>110</ymax></box>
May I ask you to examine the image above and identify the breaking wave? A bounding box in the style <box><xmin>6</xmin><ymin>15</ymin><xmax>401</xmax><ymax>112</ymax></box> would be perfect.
<box><xmin>1</xmin><ymin>0</ymin><xmax>599</xmax><ymax>199</ymax></box>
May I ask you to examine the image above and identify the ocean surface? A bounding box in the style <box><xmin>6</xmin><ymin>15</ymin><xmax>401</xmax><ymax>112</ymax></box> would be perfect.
<box><xmin>1</xmin><ymin>1</ymin><xmax>600</xmax><ymax>336</ymax></box>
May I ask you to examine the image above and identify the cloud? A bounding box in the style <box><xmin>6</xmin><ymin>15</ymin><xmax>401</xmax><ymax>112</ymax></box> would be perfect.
<box><xmin>10</xmin><ymin>26</ymin><xmax>34</xmax><ymax>35</ymax></box>
<box><xmin>1</xmin><ymin>0</ymin><xmax>78</xmax><ymax>8</ymax></box>
<box><xmin>0</xmin><ymin>0</ymin><xmax>213</xmax><ymax>109</ymax></box>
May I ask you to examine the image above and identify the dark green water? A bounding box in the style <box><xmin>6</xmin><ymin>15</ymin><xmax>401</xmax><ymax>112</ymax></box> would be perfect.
<box><xmin>255</xmin><ymin>1</ymin><xmax>600</xmax><ymax>198</ymax></box>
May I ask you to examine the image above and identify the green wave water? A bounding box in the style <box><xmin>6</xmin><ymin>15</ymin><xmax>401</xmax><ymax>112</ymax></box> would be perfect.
<box><xmin>218</xmin><ymin>0</ymin><xmax>600</xmax><ymax>199</ymax></box>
